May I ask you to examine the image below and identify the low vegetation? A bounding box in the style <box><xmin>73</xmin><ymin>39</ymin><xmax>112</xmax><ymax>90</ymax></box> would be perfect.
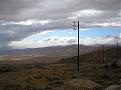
<box><xmin>0</xmin><ymin>47</ymin><xmax>121</xmax><ymax>90</ymax></box>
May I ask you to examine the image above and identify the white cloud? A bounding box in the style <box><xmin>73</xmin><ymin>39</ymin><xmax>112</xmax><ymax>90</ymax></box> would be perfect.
<box><xmin>80</xmin><ymin>35</ymin><xmax>121</xmax><ymax>45</ymax></box>
<box><xmin>37</xmin><ymin>37</ymin><xmax>77</xmax><ymax>46</ymax></box>
<box><xmin>9</xmin><ymin>37</ymin><xmax>77</xmax><ymax>49</ymax></box>
<box><xmin>79</xmin><ymin>28</ymin><xmax>90</xmax><ymax>31</ymax></box>
<box><xmin>68</xmin><ymin>32</ymin><xmax>73</xmax><ymax>34</ymax></box>
<box><xmin>120</xmin><ymin>33</ymin><xmax>121</xmax><ymax>38</ymax></box>
<box><xmin>68</xmin><ymin>9</ymin><xmax>102</xmax><ymax>19</ymax></box>
<box><xmin>9</xmin><ymin>34</ymin><xmax>121</xmax><ymax>49</ymax></box>
<box><xmin>38</xmin><ymin>30</ymin><xmax>53</xmax><ymax>35</ymax></box>
<box><xmin>1</xmin><ymin>19</ymin><xmax>51</xmax><ymax>26</ymax></box>
<box><xmin>92</xmin><ymin>22</ymin><xmax>121</xmax><ymax>27</ymax></box>
<box><xmin>119</xmin><ymin>10</ymin><xmax>121</xmax><ymax>16</ymax></box>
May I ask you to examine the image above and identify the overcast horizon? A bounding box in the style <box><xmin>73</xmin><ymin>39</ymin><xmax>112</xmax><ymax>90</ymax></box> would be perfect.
<box><xmin>0</xmin><ymin>0</ymin><xmax>121</xmax><ymax>49</ymax></box>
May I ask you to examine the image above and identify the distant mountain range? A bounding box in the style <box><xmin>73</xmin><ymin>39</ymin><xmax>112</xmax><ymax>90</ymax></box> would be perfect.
<box><xmin>0</xmin><ymin>45</ymin><xmax>101</xmax><ymax>58</ymax></box>
<box><xmin>0</xmin><ymin>44</ymin><xmax>119</xmax><ymax>65</ymax></box>
<box><xmin>0</xmin><ymin>44</ymin><xmax>102</xmax><ymax>65</ymax></box>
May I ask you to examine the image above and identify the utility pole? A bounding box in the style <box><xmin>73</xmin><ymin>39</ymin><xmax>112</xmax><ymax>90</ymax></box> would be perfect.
<box><xmin>112</xmin><ymin>42</ymin><xmax>119</xmax><ymax>68</ymax></box>
<box><xmin>73</xmin><ymin>21</ymin><xmax>80</xmax><ymax>71</ymax></box>
<box><xmin>117</xmin><ymin>42</ymin><xmax>119</xmax><ymax>62</ymax></box>
<box><xmin>102</xmin><ymin>44</ymin><xmax>105</xmax><ymax>64</ymax></box>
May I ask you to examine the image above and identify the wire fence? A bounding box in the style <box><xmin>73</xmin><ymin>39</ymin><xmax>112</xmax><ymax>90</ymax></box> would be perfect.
<box><xmin>59</xmin><ymin>43</ymin><xmax>121</xmax><ymax>66</ymax></box>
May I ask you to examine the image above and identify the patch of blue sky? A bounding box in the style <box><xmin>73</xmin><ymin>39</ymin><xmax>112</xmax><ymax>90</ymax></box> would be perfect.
<box><xmin>24</xmin><ymin>28</ymin><xmax>121</xmax><ymax>41</ymax></box>
<box><xmin>80</xmin><ymin>28</ymin><xmax>121</xmax><ymax>38</ymax></box>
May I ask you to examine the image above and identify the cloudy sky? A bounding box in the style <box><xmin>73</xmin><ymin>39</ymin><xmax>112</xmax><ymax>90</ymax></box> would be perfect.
<box><xmin>0</xmin><ymin>0</ymin><xmax>121</xmax><ymax>49</ymax></box>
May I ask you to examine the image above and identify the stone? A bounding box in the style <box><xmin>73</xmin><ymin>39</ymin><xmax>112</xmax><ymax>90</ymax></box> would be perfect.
<box><xmin>105</xmin><ymin>84</ymin><xmax>121</xmax><ymax>90</ymax></box>
<box><xmin>69</xmin><ymin>79</ymin><xmax>101</xmax><ymax>89</ymax></box>
<box><xmin>117</xmin><ymin>60</ymin><xmax>121</xmax><ymax>67</ymax></box>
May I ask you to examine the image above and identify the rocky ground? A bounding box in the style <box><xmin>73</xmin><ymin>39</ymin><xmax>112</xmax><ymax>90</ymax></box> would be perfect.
<box><xmin>0</xmin><ymin>63</ymin><xmax>121</xmax><ymax>90</ymax></box>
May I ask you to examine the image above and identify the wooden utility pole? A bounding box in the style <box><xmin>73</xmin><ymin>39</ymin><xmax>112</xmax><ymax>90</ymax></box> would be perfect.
<box><xmin>117</xmin><ymin>42</ymin><xmax>119</xmax><ymax>62</ymax></box>
<box><xmin>102</xmin><ymin>44</ymin><xmax>105</xmax><ymax>64</ymax></box>
<box><xmin>77</xmin><ymin>21</ymin><xmax>80</xmax><ymax>71</ymax></box>
<box><xmin>73</xmin><ymin>21</ymin><xmax>80</xmax><ymax>71</ymax></box>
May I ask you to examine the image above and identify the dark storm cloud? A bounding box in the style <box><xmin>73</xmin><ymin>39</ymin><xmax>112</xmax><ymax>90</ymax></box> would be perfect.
<box><xmin>0</xmin><ymin>0</ymin><xmax>43</xmax><ymax>20</ymax></box>
<box><xmin>0</xmin><ymin>0</ymin><xmax>121</xmax><ymax>49</ymax></box>
<box><xmin>0</xmin><ymin>0</ymin><xmax>120</xmax><ymax>20</ymax></box>
<box><xmin>0</xmin><ymin>24</ymin><xmax>42</xmax><ymax>49</ymax></box>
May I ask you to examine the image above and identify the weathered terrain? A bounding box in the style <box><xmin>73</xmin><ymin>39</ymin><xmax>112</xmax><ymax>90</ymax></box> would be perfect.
<box><xmin>0</xmin><ymin>46</ymin><xmax>121</xmax><ymax>90</ymax></box>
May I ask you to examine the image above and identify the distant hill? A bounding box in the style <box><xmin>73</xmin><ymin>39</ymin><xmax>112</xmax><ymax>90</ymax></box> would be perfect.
<box><xmin>0</xmin><ymin>45</ymin><xmax>100</xmax><ymax>58</ymax></box>
<box><xmin>0</xmin><ymin>45</ymin><xmax>102</xmax><ymax>65</ymax></box>
<box><xmin>59</xmin><ymin>46</ymin><xmax>121</xmax><ymax>64</ymax></box>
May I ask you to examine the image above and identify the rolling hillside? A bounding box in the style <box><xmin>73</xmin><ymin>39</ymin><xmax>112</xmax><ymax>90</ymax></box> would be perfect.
<box><xmin>0</xmin><ymin>45</ymin><xmax>96</xmax><ymax>56</ymax></box>
<box><xmin>59</xmin><ymin>46</ymin><xmax>121</xmax><ymax>64</ymax></box>
<box><xmin>0</xmin><ymin>45</ymin><xmax>100</xmax><ymax>62</ymax></box>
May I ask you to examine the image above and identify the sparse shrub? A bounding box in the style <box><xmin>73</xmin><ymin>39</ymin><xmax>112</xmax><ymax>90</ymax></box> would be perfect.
<box><xmin>53</xmin><ymin>80</ymin><xmax>64</xmax><ymax>85</ymax></box>
<box><xmin>3</xmin><ymin>84</ymin><xmax>22</xmax><ymax>90</ymax></box>
<box><xmin>0</xmin><ymin>68</ymin><xmax>13</xmax><ymax>73</ymax></box>
<box><xmin>27</xmin><ymin>67</ymin><xmax>32</xmax><ymax>69</ymax></box>
<box><xmin>33</xmin><ymin>75</ymin><xmax>42</xmax><ymax>79</ymax></box>
<box><xmin>25</xmin><ymin>85</ymin><xmax>42</xmax><ymax>90</ymax></box>
<box><xmin>48</xmin><ymin>79</ymin><xmax>64</xmax><ymax>87</ymax></box>
<box><xmin>71</xmin><ymin>75</ymin><xmax>77</xmax><ymax>78</ymax></box>
<box><xmin>101</xmin><ymin>74</ymin><xmax>110</xmax><ymax>79</ymax></box>
<box><xmin>46</xmin><ymin>75</ymin><xmax>60</xmax><ymax>82</ymax></box>
<box><xmin>38</xmin><ymin>75</ymin><xmax>42</xmax><ymax>79</ymax></box>
<box><xmin>25</xmin><ymin>85</ymin><xmax>33</xmax><ymax>90</ymax></box>
<box><xmin>111</xmin><ymin>62</ymin><xmax>118</xmax><ymax>68</ymax></box>
<box><xmin>31</xmin><ymin>87</ymin><xmax>42</xmax><ymax>90</ymax></box>
<box><xmin>105</xmin><ymin>64</ymin><xmax>109</xmax><ymax>68</ymax></box>
<box><xmin>41</xmin><ymin>66</ymin><xmax>47</xmax><ymax>69</ymax></box>
<box><xmin>92</xmin><ymin>66</ymin><xmax>96</xmax><ymax>69</ymax></box>
<box><xmin>37</xmin><ymin>88</ymin><xmax>43</xmax><ymax>90</ymax></box>
<box><xmin>46</xmin><ymin>75</ymin><xmax>64</xmax><ymax>88</ymax></box>
<box><xmin>93</xmin><ymin>87</ymin><xmax>103</xmax><ymax>90</ymax></box>
<box><xmin>44</xmin><ymin>86</ymin><xmax>52</xmax><ymax>90</ymax></box>
<box><xmin>26</xmin><ymin>78</ymin><xmax>31</xmax><ymax>83</ymax></box>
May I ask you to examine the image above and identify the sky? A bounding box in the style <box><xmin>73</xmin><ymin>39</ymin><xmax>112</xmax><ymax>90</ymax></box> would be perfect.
<box><xmin>0</xmin><ymin>0</ymin><xmax>121</xmax><ymax>49</ymax></box>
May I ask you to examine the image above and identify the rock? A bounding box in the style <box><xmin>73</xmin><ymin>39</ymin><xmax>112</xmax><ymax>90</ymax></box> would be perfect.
<box><xmin>69</xmin><ymin>79</ymin><xmax>102</xmax><ymax>89</ymax></box>
<box><xmin>105</xmin><ymin>79</ymin><xmax>121</xmax><ymax>90</ymax></box>
<box><xmin>117</xmin><ymin>60</ymin><xmax>121</xmax><ymax>67</ymax></box>
<box><xmin>109</xmin><ymin>59</ymin><xmax>121</xmax><ymax>68</ymax></box>
<box><xmin>105</xmin><ymin>84</ymin><xmax>121</xmax><ymax>90</ymax></box>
